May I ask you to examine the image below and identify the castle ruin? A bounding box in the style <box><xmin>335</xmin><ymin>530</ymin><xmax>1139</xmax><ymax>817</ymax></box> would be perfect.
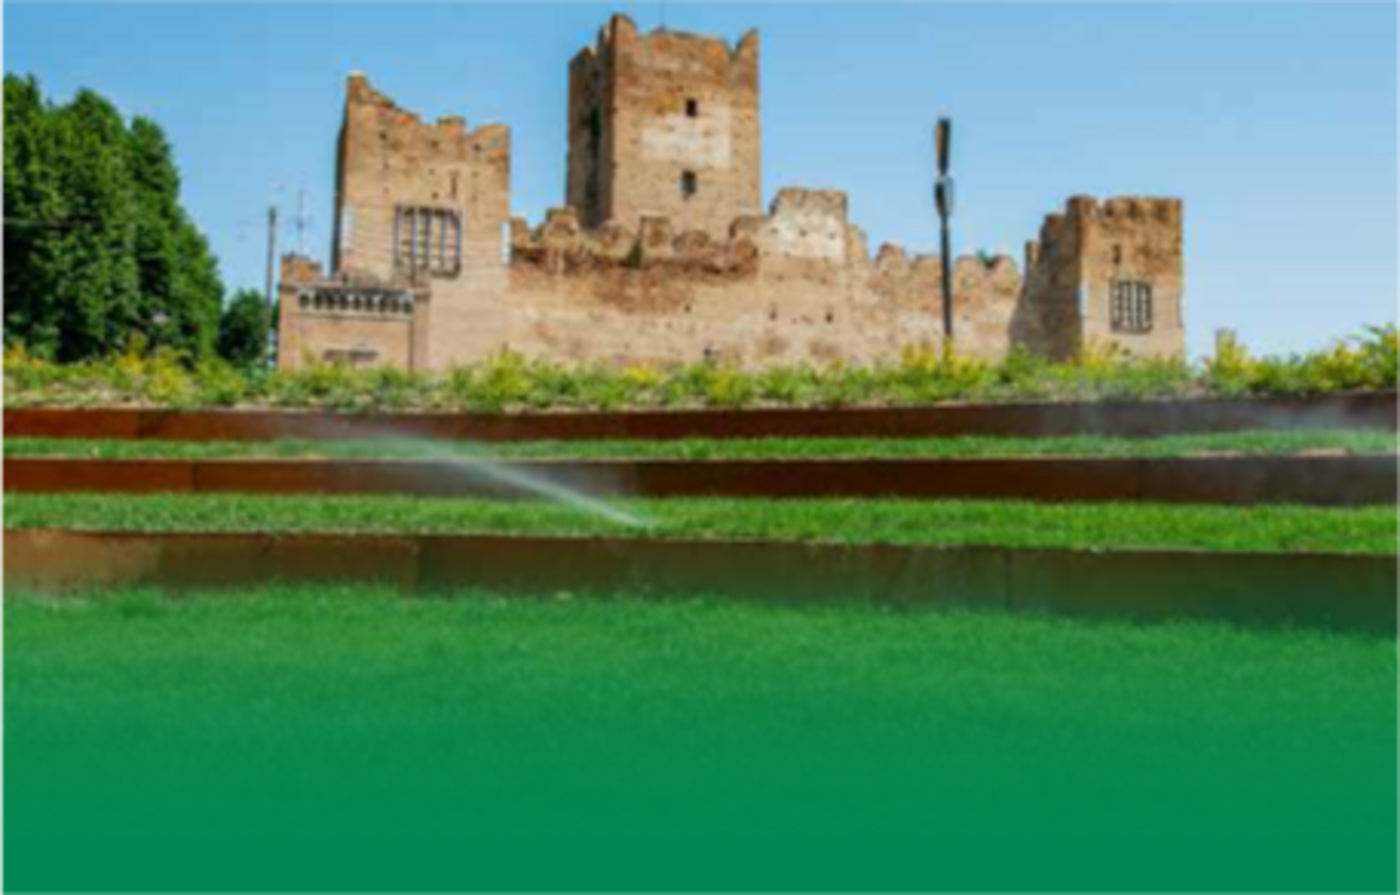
<box><xmin>278</xmin><ymin>14</ymin><xmax>1185</xmax><ymax>371</ymax></box>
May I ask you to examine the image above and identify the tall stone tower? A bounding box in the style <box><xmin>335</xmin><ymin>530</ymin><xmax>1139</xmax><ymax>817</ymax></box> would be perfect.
<box><xmin>331</xmin><ymin>73</ymin><xmax>510</xmax><ymax>284</ymax></box>
<box><xmin>328</xmin><ymin>73</ymin><xmax>512</xmax><ymax>368</ymax></box>
<box><xmin>566</xmin><ymin>14</ymin><xmax>761</xmax><ymax>239</ymax></box>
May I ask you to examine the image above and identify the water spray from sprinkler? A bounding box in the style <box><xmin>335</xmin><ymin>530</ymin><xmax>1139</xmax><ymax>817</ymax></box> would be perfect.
<box><xmin>316</xmin><ymin>424</ymin><xmax>651</xmax><ymax>529</ymax></box>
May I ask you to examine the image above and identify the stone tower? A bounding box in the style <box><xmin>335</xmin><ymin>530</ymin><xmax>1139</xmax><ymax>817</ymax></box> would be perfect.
<box><xmin>1021</xmin><ymin>196</ymin><xmax>1185</xmax><ymax>360</ymax></box>
<box><xmin>331</xmin><ymin>73</ymin><xmax>510</xmax><ymax>284</ymax></box>
<box><xmin>566</xmin><ymin>14</ymin><xmax>761</xmax><ymax>238</ymax></box>
<box><xmin>328</xmin><ymin>73</ymin><xmax>512</xmax><ymax>368</ymax></box>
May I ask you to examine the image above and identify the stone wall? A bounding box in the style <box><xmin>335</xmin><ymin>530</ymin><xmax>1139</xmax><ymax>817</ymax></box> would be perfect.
<box><xmin>278</xmin><ymin>255</ymin><xmax>422</xmax><ymax>369</ymax></box>
<box><xmin>281</xmin><ymin>187</ymin><xmax>1181</xmax><ymax>372</ymax></box>
<box><xmin>277</xmin><ymin>19</ymin><xmax>1185</xmax><ymax>373</ymax></box>
<box><xmin>567</xmin><ymin>15</ymin><xmax>761</xmax><ymax>239</ymax></box>
<box><xmin>281</xmin><ymin>186</ymin><xmax>1032</xmax><ymax>370</ymax></box>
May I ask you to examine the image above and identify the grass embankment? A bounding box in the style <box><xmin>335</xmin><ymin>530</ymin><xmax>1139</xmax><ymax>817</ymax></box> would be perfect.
<box><xmin>7</xmin><ymin>493</ymin><xmax>1394</xmax><ymax>554</ymax></box>
<box><xmin>6</xmin><ymin>429</ymin><xmax>1396</xmax><ymax>461</ymax></box>
<box><xmin>5</xmin><ymin>586</ymin><xmax>1395</xmax><ymax>891</ymax></box>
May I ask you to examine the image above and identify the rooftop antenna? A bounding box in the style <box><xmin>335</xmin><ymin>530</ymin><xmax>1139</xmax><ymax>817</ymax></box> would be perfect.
<box><xmin>934</xmin><ymin>118</ymin><xmax>955</xmax><ymax>343</ymax></box>
<box><xmin>294</xmin><ymin>184</ymin><xmax>311</xmax><ymax>255</ymax></box>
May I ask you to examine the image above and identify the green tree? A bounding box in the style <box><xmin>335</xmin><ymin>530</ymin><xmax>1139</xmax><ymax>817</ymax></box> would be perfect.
<box><xmin>216</xmin><ymin>289</ymin><xmax>269</xmax><ymax>369</ymax></box>
<box><xmin>4</xmin><ymin>74</ymin><xmax>66</xmax><ymax>357</ymax></box>
<box><xmin>49</xmin><ymin>88</ymin><xmax>143</xmax><ymax>361</ymax></box>
<box><xmin>127</xmin><ymin>117</ymin><xmax>222</xmax><ymax>358</ymax></box>
<box><xmin>3</xmin><ymin>75</ymin><xmax>224</xmax><ymax>361</ymax></box>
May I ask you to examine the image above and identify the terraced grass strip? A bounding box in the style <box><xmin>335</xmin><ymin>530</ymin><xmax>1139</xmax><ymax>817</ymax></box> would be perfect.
<box><xmin>6</xmin><ymin>493</ymin><xmax>1394</xmax><ymax>555</ymax></box>
<box><xmin>6</xmin><ymin>429</ymin><xmax>1395</xmax><ymax>461</ymax></box>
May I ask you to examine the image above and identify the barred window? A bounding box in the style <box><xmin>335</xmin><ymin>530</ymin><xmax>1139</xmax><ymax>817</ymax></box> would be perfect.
<box><xmin>395</xmin><ymin>207</ymin><xmax>462</xmax><ymax>277</ymax></box>
<box><xmin>1110</xmin><ymin>279</ymin><xmax>1154</xmax><ymax>334</ymax></box>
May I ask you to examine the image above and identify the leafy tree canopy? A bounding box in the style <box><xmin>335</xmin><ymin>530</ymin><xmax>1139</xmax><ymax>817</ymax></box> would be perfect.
<box><xmin>217</xmin><ymin>288</ymin><xmax>270</xmax><ymax>369</ymax></box>
<box><xmin>3</xmin><ymin>73</ymin><xmax>225</xmax><ymax>362</ymax></box>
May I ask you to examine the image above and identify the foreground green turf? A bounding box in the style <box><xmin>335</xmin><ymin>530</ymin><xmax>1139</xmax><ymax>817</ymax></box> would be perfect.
<box><xmin>5</xmin><ymin>586</ymin><xmax>1394</xmax><ymax>891</ymax></box>
<box><xmin>6</xmin><ymin>428</ymin><xmax>1395</xmax><ymax>461</ymax></box>
<box><xmin>6</xmin><ymin>492</ymin><xmax>1396</xmax><ymax>554</ymax></box>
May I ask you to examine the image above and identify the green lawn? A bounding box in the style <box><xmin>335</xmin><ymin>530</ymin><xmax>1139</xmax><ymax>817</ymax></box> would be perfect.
<box><xmin>6</xmin><ymin>492</ymin><xmax>1396</xmax><ymax>554</ymax></box>
<box><xmin>5</xmin><ymin>585</ymin><xmax>1395</xmax><ymax>892</ymax></box>
<box><xmin>6</xmin><ymin>429</ymin><xmax>1395</xmax><ymax>461</ymax></box>
<box><xmin>5</xmin><ymin>585</ymin><xmax>1394</xmax><ymax>773</ymax></box>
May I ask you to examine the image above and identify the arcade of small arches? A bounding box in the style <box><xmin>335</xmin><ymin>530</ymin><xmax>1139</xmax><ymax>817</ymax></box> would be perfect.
<box><xmin>297</xmin><ymin>287</ymin><xmax>418</xmax><ymax>317</ymax></box>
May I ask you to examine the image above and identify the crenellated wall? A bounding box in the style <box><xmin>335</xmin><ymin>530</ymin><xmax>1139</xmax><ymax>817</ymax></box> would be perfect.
<box><xmin>280</xmin><ymin>185</ymin><xmax>1032</xmax><ymax>370</ymax></box>
<box><xmin>277</xmin><ymin>17</ymin><xmax>1185</xmax><ymax>373</ymax></box>
<box><xmin>494</xmin><ymin>188</ymin><xmax>1026</xmax><ymax>366</ymax></box>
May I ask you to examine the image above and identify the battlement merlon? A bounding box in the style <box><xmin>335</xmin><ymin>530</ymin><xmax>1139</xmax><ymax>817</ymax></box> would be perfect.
<box><xmin>280</xmin><ymin>253</ymin><xmax>324</xmax><ymax>287</ymax></box>
<box><xmin>580</xmin><ymin>14</ymin><xmax>760</xmax><ymax>66</ymax></box>
<box><xmin>1030</xmin><ymin>197</ymin><xmax>1181</xmax><ymax>260</ymax></box>
<box><xmin>342</xmin><ymin>72</ymin><xmax>511</xmax><ymax>150</ymax></box>
<box><xmin>508</xmin><ymin>188</ymin><xmax>1024</xmax><ymax>295</ymax></box>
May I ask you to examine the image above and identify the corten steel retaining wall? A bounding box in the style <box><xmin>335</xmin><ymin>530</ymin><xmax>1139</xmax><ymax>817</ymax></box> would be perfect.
<box><xmin>4</xmin><ymin>455</ymin><xmax>1396</xmax><ymax>506</ymax></box>
<box><xmin>4</xmin><ymin>392</ymin><xmax>1394</xmax><ymax>442</ymax></box>
<box><xmin>6</xmin><ymin>529</ymin><xmax>1395</xmax><ymax>634</ymax></box>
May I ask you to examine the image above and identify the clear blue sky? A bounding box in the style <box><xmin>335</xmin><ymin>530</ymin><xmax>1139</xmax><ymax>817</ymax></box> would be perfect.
<box><xmin>7</xmin><ymin>2</ymin><xmax>1396</xmax><ymax>356</ymax></box>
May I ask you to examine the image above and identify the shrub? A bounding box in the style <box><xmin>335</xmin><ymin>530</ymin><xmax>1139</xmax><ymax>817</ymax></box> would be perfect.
<box><xmin>193</xmin><ymin>359</ymin><xmax>251</xmax><ymax>407</ymax></box>
<box><xmin>1204</xmin><ymin>330</ymin><xmax>1256</xmax><ymax>397</ymax></box>
<box><xmin>5</xmin><ymin>327</ymin><xmax>1396</xmax><ymax>412</ymax></box>
<box><xmin>756</xmin><ymin>365</ymin><xmax>821</xmax><ymax>406</ymax></box>
<box><xmin>1359</xmin><ymin>324</ymin><xmax>1399</xmax><ymax>390</ymax></box>
<box><xmin>141</xmin><ymin>348</ymin><xmax>199</xmax><ymax>408</ymax></box>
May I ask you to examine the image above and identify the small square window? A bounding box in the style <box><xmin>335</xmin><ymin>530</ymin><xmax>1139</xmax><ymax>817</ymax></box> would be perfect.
<box><xmin>681</xmin><ymin>171</ymin><xmax>698</xmax><ymax>199</ymax></box>
<box><xmin>685</xmin><ymin>98</ymin><xmax>699</xmax><ymax>118</ymax></box>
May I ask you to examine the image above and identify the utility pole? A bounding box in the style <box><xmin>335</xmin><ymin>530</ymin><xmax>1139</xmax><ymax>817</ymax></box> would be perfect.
<box><xmin>264</xmin><ymin>204</ymin><xmax>278</xmax><ymax>347</ymax></box>
<box><xmin>934</xmin><ymin>118</ymin><xmax>955</xmax><ymax>344</ymax></box>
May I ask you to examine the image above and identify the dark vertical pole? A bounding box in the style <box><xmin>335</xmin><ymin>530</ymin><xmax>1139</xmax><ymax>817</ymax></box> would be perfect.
<box><xmin>934</xmin><ymin>118</ymin><xmax>955</xmax><ymax>343</ymax></box>
<box><xmin>265</xmin><ymin>204</ymin><xmax>277</xmax><ymax>366</ymax></box>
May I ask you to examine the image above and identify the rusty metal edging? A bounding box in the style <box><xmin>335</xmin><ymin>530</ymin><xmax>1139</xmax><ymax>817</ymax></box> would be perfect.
<box><xmin>4</xmin><ymin>455</ymin><xmax>1396</xmax><ymax>506</ymax></box>
<box><xmin>5</xmin><ymin>392</ymin><xmax>1395</xmax><ymax>443</ymax></box>
<box><xmin>5</xmin><ymin>529</ymin><xmax>1394</xmax><ymax>634</ymax></box>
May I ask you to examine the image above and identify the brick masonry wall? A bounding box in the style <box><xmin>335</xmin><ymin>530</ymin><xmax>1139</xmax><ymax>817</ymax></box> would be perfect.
<box><xmin>470</xmin><ymin>188</ymin><xmax>1023</xmax><ymax>368</ymax></box>
<box><xmin>278</xmin><ymin>21</ymin><xmax>1184</xmax><ymax>373</ymax></box>
<box><xmin>567</xmin><ymin>15</ymin><xmax>761</xmax><ymax>240</ymax></box>
<box><xmin>1019</xmin><ymin>196</ymin><xmax>1186</xmax><ymax>361</ymax></box>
